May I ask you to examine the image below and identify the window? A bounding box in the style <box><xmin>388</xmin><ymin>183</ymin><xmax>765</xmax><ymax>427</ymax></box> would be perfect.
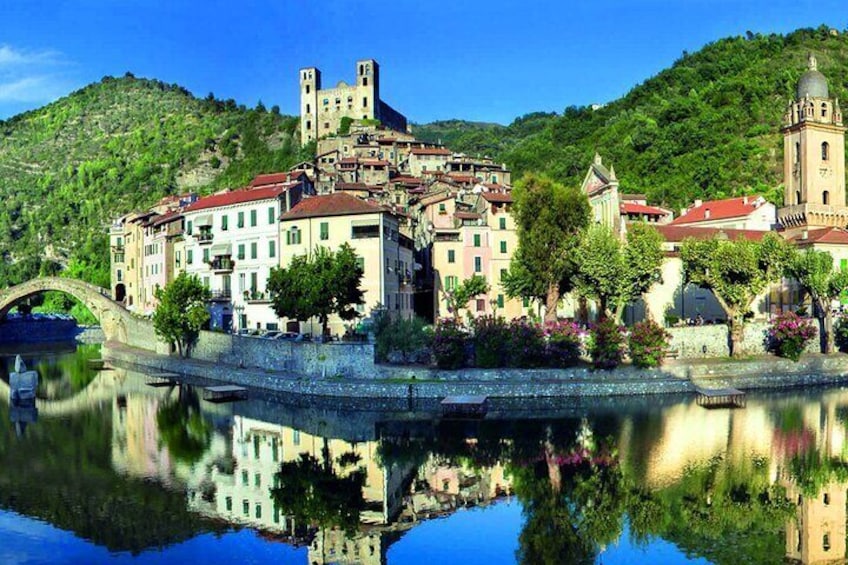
<box><xmin>254</xmin><ymin>473</ymin><xmax>261</xmax><ymax>487</ymax></box>
<box><xmin>203</xmin><ymin>248</ymin><xmax>210</xmax><ymax>263</ymax></box>
<box><xmin>250</xmin><ymin>242</ymin><xmax>257</xmax><ymax>259</ymax></box>
<box><xmin>824</xmin><ymin>533</ymin><xmax>831</xmax><ymax>551</ymax></box>
<box><xmin>795</xmin><ymin>142</ymin><xmax>800</xmax><ymax>164</ymax></box>
<box><xmin>822</xmin><ymin>103</ymin><xmax>828</xmax><ymax>118</ymax></box>
<box><xmin>225</xmin><ymin>497</ymin><xmax>232</xmax><ymax>512</ymax></box>
<box><xmin>306</xmin><ymin>103</ymin><xmax>310</xmax><ymax>113</ymax></box>
<box><xmin>438</xmin><ymin>203</ymin><xmax>447</xmax><ymax>215</ymax></box>
<box><xmin>474</xmin><ymin>256</ymin><xmax>482</xmax><ymax>273</ymax></box>
<box><xmin>476</xmin><ymin>298</ymin><xmax>486</xmax><ymax>312</ymax></box>
<box><xmin>363</xmin><ymin>77</ymin><xmax>368</xmax><ymax>87</ymax></box>
<box><xmin>255</xmin><ymin>504</ymin><xmax>262</xmax><ymax>519</ymax></box>
<box><xmin>287</xmin><ymin>228</ymin><xmax>301</xmax><ymax>245</ymax></box>
<box><xmin>268</xmin><ymin>207</ymin><xmax>275</xmax><ymax>224</ymax></box>
<box><xmin>305</xmin><ymin>84</ymin><xmax>310</xmax><ymax>94</ymax></box>
<box><xmin>187</xmin><ymin>221</ymin><xmax>193</xmax><ymax>235</ymax></box>
<box><xmin>497</xmin><ymin>294</ymin><xmax>504</xmax><ymax>308</ymax></box>
<box><xmin>356</xmin><ymin>257</ymin><xmax>365</xmax><ymax>271</ymax></box>
<box><xmin>822</xmin><ymin>141</ymin><xmax>830</xmax><ymax>161</ymax></box>
<box><xmin>500</xmin><ymin>268</ymin><xmax>507</xmax><ymax>280</ymax></box>
<box><xmin>445</xmin><ymin>275</ymin><xmax>458</xmax><ymax>291</ymax></box>
<box><xmin>323</xmin><ymin>98</ymin><xmax>329</xmax><ymax>105</ymax></box>
<box><xmin>268</xmin><ymin>240</ymin><xmax>276</xmax><ymax>258</ymax></box>
<box><xmin>306</xmin><ymin>120</ymin><xmax>311</xmax><ymax>130</ymax></box>
<box><xmin>473</xmin><ymin>234</ymin><xmax>481</xmax><ymax>247</ymax></box>
<box><xmin>250</xmin><ymin>272</ymin><xmax>258</xmax><ymax>293</ymax></box>
<box><xmin>293</xmin><ymin>430</ymin><xmax>300</xmax><ymax>445</ymax></box>
<box><xmin>241</xmin><ymin>470</ymin><xmax>249</xmax><ymax>486</ymax></box>
<box><xmin>175</xmin><ymin>251</ymin><xmax>181</xmax><ymax>269</ymax></box>
<box><xmin>250</xmin><ymin>209</ymin><xmax>257</xmax><ymax>227</ymax></box>
<box><xmin>242</xmin><ymin>500</ymin><xmax>249</xmax><ymax>516</ymax></box>
<box><xmin>824</xmin><ymin>493</ymin><xmax>831</xmax><ymax>505</ymax></box>
<box><xmin>448</xmin><ymin>249</ymin><xmax>455</xmax><ymax>263</ymax></box>
<box><xmin>499</xmin><ymin>217</ymin><xmax>506</xmax><ymax>230</ymax></box>
<box><xmin>237</xmin><ymin>244</ymin><xmax>245</xmax><ymax>260</ymax></box>
<box><xmin>320</xmin><ymin>222</ymin><xmax>329</xmax><ymax>240</ymax></box>
<box><xmin>523</xmin><ymin>297</ymin><xmax>530</xmax><ymax>308</ymax></box>
<box><xmin>500</xmin><ymin>241</ymin><xmax>507</xmax><ymax>253</ymax></box>
<box><xmin>362</xmin><ymin>97</ymin><xmax>368</xmax><ymax>107</ymax></box>
<box><xmin>237</xmin><ymin>211</ymin><xmax>244</xmax><ymax>228</ymax></box>
<box><xmin>221</xmin><ymin>215</ymin><xmax>228</xmax><ymax>231</ymax></box>
<box><xmin>823</xmin><ymin>190</ymin><xmax>830</xmax><ymax>205</ymax></box>
<box><xmin>187</xmin><ymin>250</ymin><xmax>193</xmax><ymax>265</ymax></box>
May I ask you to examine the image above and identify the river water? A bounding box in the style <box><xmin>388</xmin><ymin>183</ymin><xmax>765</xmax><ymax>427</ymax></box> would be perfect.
<box><xmin>1</xmin><ymin>344</ymin><xmax>846</xmax><ymax>564</ymax></box>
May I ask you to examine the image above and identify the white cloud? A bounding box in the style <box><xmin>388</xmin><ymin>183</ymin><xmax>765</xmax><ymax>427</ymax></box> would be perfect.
<box><xmin>0</xmin><ymin>44</ymin><xmax>74</xmax><ymax>112</ymax></box>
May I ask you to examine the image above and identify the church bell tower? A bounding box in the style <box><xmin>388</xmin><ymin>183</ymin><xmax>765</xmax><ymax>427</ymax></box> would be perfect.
<box><xmin>778</xmin><ymin>54</ymin><xmax>847</xmax><ymax>233</ymax></box>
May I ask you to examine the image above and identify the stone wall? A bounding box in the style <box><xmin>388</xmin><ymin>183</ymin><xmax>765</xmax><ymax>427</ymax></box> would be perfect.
<box><xmin>0</xmin><ymin>319</ymin><xmax>78</xmax><ymax>343</ymax></box>
<box><xmin>667</xmin><ymin>321</ymin><xmax>819</xmax><ymax>358</ymax></box>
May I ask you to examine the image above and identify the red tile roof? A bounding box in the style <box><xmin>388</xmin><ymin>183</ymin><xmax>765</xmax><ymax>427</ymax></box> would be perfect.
<box><xmin>620</xmin><ymin>202</ymin><xmax>671</xmax><ymax>216</ymax></box>
<box><xmin>361</xmin><ymin>159</ymin><xmax>390</xmax><ymax>167</ymax></box>
<box><xmin>250</xmin><ymin>170</ymin><xmax>306</xmax><ymax>187</ymax></box>
<box><xmin>786</xmin><ymin>227</ymin><xmax>848</xmax><ymax>246</ymax></box>
<box><xmin>447</xmin><ymin>174</ymin><xmax>476</xmax><ymax>183</ymax></box>
<box><xmin>410</xmin><ymin>148</ymin><xmax>451</xmax><ymax>156</ymax></box>
<box><xmin>281</xmin><ymin>193</ymin><xmax>385</xmax><ymax>220</ymax></box>
<box><xmin>184</xmin><ymin>185</ymin><xmax>290</xmax><ymax>213</ymax></box>
<box><xmin>455</xmin><ymin>211</ymin><xmax>481</xmax><ymax>220</ymax></box>
<box><xmin>151</xmin><ymin>210</ymin><xmax>183</xmax><ymax>227</ymax></box>
<box><xmin>335</xmin><ymin>182</ymin><xmax>383</xmax><ymax>193</ymax></box>
<box><xmin>482</xmin><ymin>192</ymin><xmax>514</xmax><ymax>203</ymax></box>
<box><xmin>654</xmin><ymin>225</ymin><xmax>768</xmax><ymax>243</ymax></box>
<box><xmin>670</xmin><ymin>195</ymin><xmax>767</xmax><ymax>225</ymax></box>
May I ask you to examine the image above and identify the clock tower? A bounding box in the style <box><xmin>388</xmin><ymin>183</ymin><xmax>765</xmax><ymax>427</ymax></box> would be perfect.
<box><xmin>778</xmin><ymin>53</ymin><xmax>847</xmax><ymax>234</ymax></box>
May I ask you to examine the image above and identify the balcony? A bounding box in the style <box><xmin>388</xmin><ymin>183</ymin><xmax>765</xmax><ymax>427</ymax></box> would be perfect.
<box><xmin>244</xmin><ymin>290</ymin><xmax>272</xmax><ymax>304</ymax></box>
<box><xmin>196</xmin><ymin>231</ymin><xmax>214</xmax><ymax>244</ymax></box>
<box><xmin>208</xmin><ymin>290</ymin><xmax>232</xmax><ymax>302</ymax></box>
<box><xmin>210</xmin><ymin>257</ymin><xmax>235</xmax><ymax>273</ymax></box>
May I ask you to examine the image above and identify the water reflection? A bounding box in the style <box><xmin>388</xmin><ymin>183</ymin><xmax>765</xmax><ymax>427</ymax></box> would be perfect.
<box><xmin>5</xmin><ymin>347</ymin><xmax>848</xmax><ymax>563</ymax></box>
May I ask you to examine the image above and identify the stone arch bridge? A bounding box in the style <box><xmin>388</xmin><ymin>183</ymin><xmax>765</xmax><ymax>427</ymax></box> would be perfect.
<box><xmin>0</xmin><ymin>277</ymin><xmax>155</xmax><ymax>348</ymax></box>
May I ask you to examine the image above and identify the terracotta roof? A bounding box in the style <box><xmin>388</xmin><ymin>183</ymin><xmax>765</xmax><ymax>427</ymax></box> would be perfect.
<box><xmin>281</xmin><ymin>193</ymin><xmax>385</xmax><ymax>220</ymax></box>
<box><xmin>184</xmin><ymin>185</ymin><xmax>289</xmax><ymax>213</ymax></box>
<box><xmin>786</xmin><ymin>227</ymin><xmax>848</xmax><ymax>246</ymax></box>
<box><xmin>151</xmin><ymin>211</ymin><xmax>182</xmax><ymax>227</ymax></box>
<box><xmin>455</xmin><ymin>211</ymin><xmax>481</xmax><ymax>220</ymax></box>
<box><xmin>410</xmin><ymin>148</ymin><xmax>451</xmax><ymax>156</ymax></box>
<box><xmin>391</xmin><ymin>175</ymin><xmax>422</xmax><ymax>184</ymax></box>
<box><xmin>670</xmin><ymin>195</ymin><xmax>768</xmax><ymax>225</ymax></box>
<box><xmin>335</xmin><ymin>182</ymin><xmax>383</xmax><ymax>193</ymax></box>
<box><xmin>482</xmin><ymin>192</ymin><xmax>513</xmax><ymax>203</ymax></box>
<box><xmin>340</xmin><ymin>157</ymin><xmax>358</xmax><ymax>164</ymax></box>
<box><xmin>654</xmin><ymin>224</ymin><xmax>768</xmax><ymax>243</ymax></box>
<box><xmin>620</xmin><ymin>202</ymin><xmax>671</xmax><ymax>216</ymax></box>
<box><xmin>361</xmin><ymin>159</ymin><xmax>390</xmax><ymax>167</ymax></box>
<box><xmin>447</xmin><ymin>174</ymin><xmax>476</xmax><ymax>183</ymax></box>
<box><xmin>250</xmin><ymin>170</ymin><xmax>305</xmax><ymax>187</ymax></box>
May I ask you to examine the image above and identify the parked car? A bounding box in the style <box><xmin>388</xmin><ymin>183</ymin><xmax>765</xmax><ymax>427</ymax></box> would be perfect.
<box><xmin>263</xmin><ymin>331</ymin><xmax>282</xmax><ymax>340</ymax></box>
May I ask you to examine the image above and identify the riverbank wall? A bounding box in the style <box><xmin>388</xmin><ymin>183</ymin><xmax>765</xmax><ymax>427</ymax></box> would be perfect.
<box><xmin>104</xmin><ymin>341</ymin><xmax>848</xmax><ymax>399</ymax></box>
<box><xmin>0</xmin><ymin>319</ymin><xmax>105</xmax><ymax>344</ymax></box>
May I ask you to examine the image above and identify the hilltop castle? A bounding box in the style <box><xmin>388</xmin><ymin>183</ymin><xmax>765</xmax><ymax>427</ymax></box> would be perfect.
<box><xmin>299</xmin><ymin>59</ymin><xmax>408</xmax><ymax>144</ymax></box>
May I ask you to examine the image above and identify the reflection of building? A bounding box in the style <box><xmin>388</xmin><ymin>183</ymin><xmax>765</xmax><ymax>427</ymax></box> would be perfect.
<box><xmin>783</xmin><ymin>479</ymin><xmax>847</xmax><ymax>564</ymax></box>
<box><xmin>309</xmin><ymin>529</ymin><xmax>393</xmax><ymax>565</ymax></box>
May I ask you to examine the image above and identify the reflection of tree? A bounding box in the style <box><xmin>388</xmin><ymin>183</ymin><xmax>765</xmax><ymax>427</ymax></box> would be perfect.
<box><xmin>270</xmin><ymin>451</ymin><xmax>366</xmax><ymax>534</ymax></box>
<box><xmin>788</xmin><ymin>447</ymin><xmax>848</xmax><ymax>498</ymax></box>
<box><xmin>156</xmin><ymin>386</ymin><xmax>211</xmax><ymax>464</ymax></box>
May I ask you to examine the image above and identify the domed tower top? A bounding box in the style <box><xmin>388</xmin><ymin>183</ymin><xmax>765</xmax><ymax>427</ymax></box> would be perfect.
<box><xmin>796</xmin><ymin>53</ymin><xmax>829</xmax><ymax>99</ymax></box>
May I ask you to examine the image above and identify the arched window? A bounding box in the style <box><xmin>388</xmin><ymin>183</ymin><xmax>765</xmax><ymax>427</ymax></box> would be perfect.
<box><xmin>823</xmin><ymin>142</ymin><xmax>830</xmax><ymax>161</ymax></box>
<box><xmin>796</xmin><ymin>190</ymin><xmax>801</xmax><ymax>205</ymax></box>
<box><xmin>823</xmin><ymin>190</ymin><xmax>830</xmax><ymax>205</ymax></box>
<box><xmin>363</xmin><ymin>77</ymin><xmax>368</xmax><ymax>87</ymax></box>
<box><xmin>359</xmin><ymin>64</ymin><xmax>364</xmax><ymax>75</ymax></box>
<box><xmin>822</xmin><ymin>103</ymin><xmax>828</xmax><ymax>118</ymax></box>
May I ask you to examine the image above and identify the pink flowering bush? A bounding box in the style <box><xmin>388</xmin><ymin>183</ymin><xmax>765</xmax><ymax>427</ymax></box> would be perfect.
<box><xmin>628</xmin><ymin>320</ymin><xmax>671</xmax><ymax>368</ymax></box>
<box><xmin>433</xmin><ymin>318</ymin><xmax>468</xmax><ymax>369</ymax></box>
<box><xmin>588</xmin><ymin>318</ymin><xmax>626</xmax><ymax>370</ymax></box>
<box><xmin>472</xmin><ymin>315</ymin><xmax>510</xmax><ymax>368</ymax></box>
<box><xmin>545</xmin><ymin>321</ymin><xmax>583</xmax><ymax>367</ymax></box>
<box><xmin>768</xmin><ymin>311</ymin><xmax>817</xmax><ymax>361</ymax></box>
<box><xmin>506</xmin><ymin>319</ymin><xmax>546</xmax><ymax>368</ymax></box>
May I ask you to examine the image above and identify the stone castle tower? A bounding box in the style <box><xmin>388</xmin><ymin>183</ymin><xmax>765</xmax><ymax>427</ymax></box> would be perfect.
<box><xmin>778</xmin><ymin>53</ymin><xmax>847</xmax><ymax>233</ymax></box>
<box><xmin>298</xmin><ymin>60</ymin><xmax>407</xmax><ymax>145</ymax></box>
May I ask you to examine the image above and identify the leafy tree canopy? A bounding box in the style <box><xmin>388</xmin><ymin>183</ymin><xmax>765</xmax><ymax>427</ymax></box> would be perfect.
<box><xmin>152</xmin><ymin>272</ymin><xmax>211</xmax><ymax>357</ymax></box>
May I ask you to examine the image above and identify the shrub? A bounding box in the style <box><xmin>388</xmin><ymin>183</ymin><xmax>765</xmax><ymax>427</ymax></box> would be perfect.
<box><xmin>374</xmin><ymin>313</ymin><xmax>431</xmax><ymax>363</ymax></box>
<box><xmin>768</xmin><ymin>311</ymin><xmax>817</xmax><ymax>361</ymax></box>
<box><xmin>835</xmin><ymin>315</ymin><xmax>848</xmax><ymax>352</ymax></box>
<box><xmin>432</xmin><ymin>318</ymin><xmax>467</xmax><ymax>369</ymax></box>
<box><xmin>472</xmin><ymin>315</ymin><xmax>510</xmax><ymax>368</ymax></box>
<box><xmin>628</xmin><ymin>320</ymin><xmax>671</xmax><ymax>368</ymax></box>
<box><xmin>588</xmin><ymin>318</ymin><xmax>625</xmax><ymax>370</ymax></box>
<box><xmin>506</xmin><ymin>319</ymin><xmax>546</xmax><ymax>368</ymax></box>
<box><xmin>544</xmin><ymin>321</ymin><xmax>583</xmax><ymax>367</ymax></box>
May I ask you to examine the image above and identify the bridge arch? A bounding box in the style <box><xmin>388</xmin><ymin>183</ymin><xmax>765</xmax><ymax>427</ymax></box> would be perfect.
<box><xmin>0</xmin><ymin>277</ymin><xmax>134</xmax><ymax>343</ymax></box>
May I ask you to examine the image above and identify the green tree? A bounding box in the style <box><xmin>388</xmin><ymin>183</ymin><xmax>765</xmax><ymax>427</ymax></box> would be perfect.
<box><xmin>787</xmin><ymin>248</ymin><xmax>848</xmax><ymax>353</ymax></box>
<box><xmin>156</xmin><ymin>386</ymin><xmax>212</xmax><ymax>464</ymax></box>
<box><xmin>575</xmin><ymin>223</ymin><xmax>664</xmax><ymax>322</ymax></box>
<box><xmin>267</xmin><ymin>243</ymin><xmax>364</xmax><ymax>336</ymax></box>
<box><xmin>680</xmin><ymin>233</ymin><xmax>791</xmax><ymax>357</ymax></box>
<box><xmin>502</xmin><ymin>248</ymin><xmax>549</xmax><ymax>310</ymax></box>
<box><xmin>152</xmin><ymin>272</ymin><xmax>211</xmax><ymax>357</ymax></box>
<box><xmin>511</xmin><ymin>174</ymin><xmax>591</xmax><ymax>323</ymax></box>
<box><xmin>443</xmin><ymin>274</ymin><xmax>490</xmax><ymax>321</ymax></box>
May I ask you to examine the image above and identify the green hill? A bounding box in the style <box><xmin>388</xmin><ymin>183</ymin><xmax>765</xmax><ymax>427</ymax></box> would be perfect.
<box><xmin>0</xmin><ymin>74</ymin><xmax>310</xmax><ymax>287</ymax></box>
<box><xmin>415</xmin><ymin>26</ymin><xmax>848</xmax><ymax>210</ymax></box>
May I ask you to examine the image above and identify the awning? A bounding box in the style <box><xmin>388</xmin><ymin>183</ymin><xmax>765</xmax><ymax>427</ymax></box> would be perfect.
<box><xmin>210</xmin><ymin>243</ymin><xmax>232</xmax><ymax>256</ymax></box>
<box><xmin>194</xmin><ymin>214</ymin><xmax>213</xmax><ymax>227</ymax></box>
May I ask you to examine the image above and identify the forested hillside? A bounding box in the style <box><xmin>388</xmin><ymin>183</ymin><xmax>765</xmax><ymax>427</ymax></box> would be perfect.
<box><xmin>415</xmin><ymin>26</ymin><xmax>848</xmax><ymax>210</ymax></box>
<box><xmin>0</xmin><ymin>74</ymin><xmax>310</xmax><ymax>287</ymax></box>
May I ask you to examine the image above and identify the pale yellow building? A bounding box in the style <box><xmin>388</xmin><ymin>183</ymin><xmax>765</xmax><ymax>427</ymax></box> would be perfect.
<box><xmin>279</xmin><ymin>193</ymin><xmax>414</xmax><ymax>335</ymax></box>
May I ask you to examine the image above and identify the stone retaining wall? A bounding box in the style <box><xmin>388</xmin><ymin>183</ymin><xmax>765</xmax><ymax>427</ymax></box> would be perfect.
<box><xmin>0</xmin><ymin>319</ymin><xmax>78</xmax><ymax>343</ymax></box>
<box><xmin>667</xmin><ymin>321</ymin><xmax>819</xmax><ymax>358</ymax></box>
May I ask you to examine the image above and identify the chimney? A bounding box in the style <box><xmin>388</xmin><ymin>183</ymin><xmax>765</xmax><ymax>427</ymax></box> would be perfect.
<box><xmin>704</xmin><ymin>208</ymin><xmax>711</xmax><ymax>219</ymax></box>
<box><xmin>694</xmin><ymin>199</ymin><xmax>703</xmax><ymax>208</ymax></box>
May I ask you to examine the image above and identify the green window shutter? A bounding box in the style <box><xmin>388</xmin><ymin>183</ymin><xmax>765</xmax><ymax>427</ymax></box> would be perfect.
<box><xmin>250</xmin><ymin>209</ymin><xmax>257</xmax><ymax>227</ymax></box>
<box><xmin>474</xmin><ymin>256</ymin><xmax>482</xmax><ymax>272</ymax></box>
<box><xmin>238</xmin><ymin>244</ymin><xmax>245</xmax><ymax>260</ymax></box>
<box><xmin>203</xmin><ymin>249</ymin><xmax>210</xmax><ymax>263</ymax></box>
<box><xmin>500</xmin><ymin>269</ymin><xmax>507</xmax><ymax>280</ymax></box>
<box><xmin>500</xmin><ymin>241</ymin><xmax>507</xmax><ymax>253</ymax></box>
<box><xmin>286</xmin><ymin>230</ymin><xmax>291</xmax><ymax>245</ymax></box>
<box><xmin>186</xmin><ymin>221</ymin><xmax>193</xmax><ymax>235</ymax></box>
<box><xmin>268</xmin><ymin>207</ymin><xmax>275</xmax><ymax>224</ymax></box>
<box><xmin>187</xmin><ymin>250</ymin><xmax>193</xmax><ymax>264</ymax></box>
<box><xmin>269</xmin><ymin>240</ymin><xmax>276</xmax><ymax>258</ymax></box>
<box><xmin>497</xmin><ymin>294</ymin><xmax>504</xmax><ymax>308</ymax></box>
<box><xmin>320</xmin><ymin>222</ymin><xmax>329</xmax><ymax>240</ymax></box>
<box><xmin>448</xmin><ymin>249</ymin><xmax>455</xmax><ymax>263</ymax></box>
<box><xmin>221</xmin><ymin>215</ymin><xmax>228</xmax><ymax>230</ymax></box>
<box><xmin>499</xmin><ymin>217</ymin><xmax>506</xmax><ymax>230</ymax></box>
<box><xmin>473</xmin><ymin>234</ymin><xmax>481</xmax><ymax>247</ymax></box>
<box><xmin>523</xmin><ymin>297</ymin><xmax>529</xmax><ymax>307</ymax></box>
<box><xmin>237</xmin><ymin>211</ymin><xmax>244</xmax><ymax>228</ymax></box>
<box><xmin>250</xmin><ymin>242</ymin><xmax>258</xmax><ymax>259</ymax></box>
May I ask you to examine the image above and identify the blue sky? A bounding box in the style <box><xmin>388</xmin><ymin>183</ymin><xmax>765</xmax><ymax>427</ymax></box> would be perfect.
<box><xmin>0</xmin><ymin>0</ymin><xmax>845</xmax><ymax>123</ymax></box>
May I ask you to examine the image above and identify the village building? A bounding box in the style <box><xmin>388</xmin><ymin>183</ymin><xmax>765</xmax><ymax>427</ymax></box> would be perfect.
<box><xmin>670</xmin><ymin>195</ymin><xmax>776</xmax><ymax>231</ymax></box>
<box><xmin>299</xmin><ymin>59</ymin><xmax>408</xmax><ymax>144</ymax></box>
<box><xmin>279</xmin><ymin>193</ymin><xmax>414</xmax><ymax>336</ymax></box>
<box><xmin>181</xmin><ymin>175</ymin><xmax>310</xmax><ymax>332</ymax></box>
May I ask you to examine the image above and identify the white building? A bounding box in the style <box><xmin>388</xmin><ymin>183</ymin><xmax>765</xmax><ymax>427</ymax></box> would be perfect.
<box><xmin>182</xmin><ymin>177</ymin><xmax>309</xmax><ymax>332</ymax></box>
